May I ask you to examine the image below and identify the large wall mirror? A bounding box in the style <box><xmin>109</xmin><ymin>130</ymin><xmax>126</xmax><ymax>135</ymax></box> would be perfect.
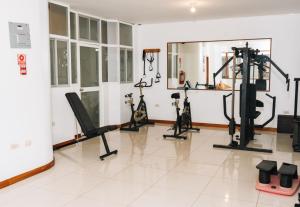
<box><xmin>167</xmin><ymin>38</ymin><xmax>272</xmax><ymax>91</ymax></box>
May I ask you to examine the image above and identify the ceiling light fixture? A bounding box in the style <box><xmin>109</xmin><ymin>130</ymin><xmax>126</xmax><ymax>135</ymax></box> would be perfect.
<box><xmin>190</xmin><ymin>6</ymin><xmax>196</xmax><ymax>13</ymax></box>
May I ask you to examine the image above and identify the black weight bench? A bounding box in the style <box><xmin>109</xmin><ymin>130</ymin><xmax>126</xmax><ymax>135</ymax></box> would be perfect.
<box><xmin>65</xmin><ymin>92</ymin><xmax>118</xmax><ymax>160</ymax></box>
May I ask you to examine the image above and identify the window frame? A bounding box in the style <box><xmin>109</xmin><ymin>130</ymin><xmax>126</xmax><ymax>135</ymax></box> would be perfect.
<box><xmin>119</xmin><ymin>22</ymin><xmax>133</xmax><ymax>47</ymax></box>
<box><xmin>48</xmin><ymin>2</ymin><xmax>69</xmax><ymax>37</ymax></box>
<box><xmin>120</xmin><ymin>47</ymin><xmax>133</xmax><ymax>84</ymax></box>
<box><xmin>78</xmin><ymin>14</ymin><xmax>100</xmax><ymax>43</ymax></box>
<box><xmin>49</xmin><ymin>1</ymin><xmax>134</xmax><ymax>87</ymax></box>
<box><xmin>49</xmin><ymin>38</ymin><xmax>70</xmax><ymax>87</ymax></box>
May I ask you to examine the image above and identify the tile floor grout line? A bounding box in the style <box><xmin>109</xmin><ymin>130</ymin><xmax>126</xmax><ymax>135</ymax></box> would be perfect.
<box><xmin>188</xmin><ymin>147</ymin><xmax>260</xmax><ymax>206</ymax></box>
<box><xmin>125</xmin><ymin>170</ymin><xmax>172</xmax><ymax>206</ymax></box>
<box><xmin>125</xmin><ymin>131</ymin><xmax>226</xmax><ymax>207</ymax></box>
<box><xmin>188</xmin><ymin>175</ymin><xmax>217</xmax><ymax>207</ymax></box>
<box><xmin>4</xmin><ymin>126</ymin><xmax>283</xmax><ymax>207</ymax></box>
<box><xmin>106</xmin><ymin>130</ymin><xmax>187</xmax><ymax>206</ymax></box>
<box><xmin>255</xmin><ymin>191</ymin><xmax>261</xmax><ymax>207</ymax></box>
<box><xmin>188</xmin><ymin>151</ymin><xmax>229</xmax><ymax>207</ymax></box>
<box><xmin>125</xmin><ymin>151</ymin><xmax>188</xmax><ymax>206</ymax></box>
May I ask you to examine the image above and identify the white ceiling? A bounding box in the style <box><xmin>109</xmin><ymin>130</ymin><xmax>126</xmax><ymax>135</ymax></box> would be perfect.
<box><xmin>60</xmin><ymin>0</ymin><xmax>300</xmax><ymax>24</ymax></box>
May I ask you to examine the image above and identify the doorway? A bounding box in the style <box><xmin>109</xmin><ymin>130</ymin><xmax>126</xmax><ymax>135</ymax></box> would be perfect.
<box><xmin>79</xmin><ymin>45</ymin><xmax>101</xmax><ymax>127</ymax></box>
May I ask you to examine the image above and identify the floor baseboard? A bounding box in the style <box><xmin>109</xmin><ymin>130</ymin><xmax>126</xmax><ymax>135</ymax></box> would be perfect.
<box><xmin>0</xmin><ymin>159</ymin><xmax>55</xmax><ymax>189</ymax></box>
<box><xmin>151</xmin><ymin>119</ymin><xmax>277</xmax><ymax>132</ymax></box>
<box><xmin>53</xmin><ymin>120</ymin><xmax>277</xmax><ymax>150</ymax></box>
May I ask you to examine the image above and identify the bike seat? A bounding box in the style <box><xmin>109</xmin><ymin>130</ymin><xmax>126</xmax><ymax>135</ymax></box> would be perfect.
<box><xmin>125</xmin><ymin>93</ymin><xmax>133</xmax><ymax>98</ymax></box>
<box><xmin>171</xmin><ymin>93</ymin><xmax>180</xmax><ymax>99</ymax></box>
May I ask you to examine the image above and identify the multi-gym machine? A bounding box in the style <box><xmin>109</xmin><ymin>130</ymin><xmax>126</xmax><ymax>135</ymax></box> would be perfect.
<box><xmin>292</xmin><ymin>78</ymin><xmax>300</xmax><ymax>152</ymax></box>
<box><xmin>120</xmin><ymin>78</ymin><xmax>154</xmax><ymax>132</ymax></box>
<box><xmin>213</xmin><ymin>43</ymin><xmax>290</xmax><ymax>153</ymax></box>
<box><xmin>163</xmin><ymin>86</ymin><xmax>200</xmax><ymax>140</ymax></box>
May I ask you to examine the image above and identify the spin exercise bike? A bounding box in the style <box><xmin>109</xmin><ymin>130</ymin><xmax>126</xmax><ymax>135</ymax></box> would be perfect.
<box><xmin>163</xmin><ymin>87</ymin><xmax>200</xmax><ymax>140</ymax></box>
<box><xmin>120</xmin><ymin>78</ymin><xmax>154</xmax><ymax>132</ymax></box>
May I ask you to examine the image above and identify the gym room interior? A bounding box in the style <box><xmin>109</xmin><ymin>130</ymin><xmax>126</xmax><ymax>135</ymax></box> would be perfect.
<box><xmin>1</xmin><ymin>0</ymin><xmax>300</xmax><ymax>206</ymax></box>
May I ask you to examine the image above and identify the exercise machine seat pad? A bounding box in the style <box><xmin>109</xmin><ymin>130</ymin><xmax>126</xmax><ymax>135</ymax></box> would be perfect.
<box><xmin>65</xmin><ymin>92</ymin><xmax>117</xmax><ymax>138</ymax></box>
<box><xmin>65</xmin><ymin>93</ymin><xmax>95</xmax><ymax>135</ymax></box>
<box><xmin>256</xmin><ymin>160</ymin><xmax>277</xmax><ymax>173</ymax></box>
<box><xmin>254</xmin><ymin>111</ymin><xmax>262</xmax><ymax>119</ymax></box>
<box><xmin>278</xmin><ymin>163</ymin><xmax>298</xmax><ymax>188</ymax></box>
<box><xmin>279</xmin><ymin>163</ymin><xmax>298</xmax><ymax>177</ymax></box>
<box><xmin>256</xmin><ymin>79</ymin><xmax>267</xmax><ymax>91</ymax></box>
<box><xmin>171</xmin><ymin>93</ymin><xmax>180</xmax><ymax>99</ymax></box>
<box><xmin>256</xmin><ymin>100</ymin><xmax>264</xmax><ymax>108</ymax></box>
<box><xmin>256</xmin><ymin>160</ymin><xmax>278</xmax><ymax>184</ymax></box>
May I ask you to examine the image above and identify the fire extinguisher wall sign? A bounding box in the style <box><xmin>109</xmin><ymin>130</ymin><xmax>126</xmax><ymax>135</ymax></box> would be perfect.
<box><xmin>179</xmin><ymin>70</ymin><xmax>185</xmax><ymax>85</ymax></box>
<box><xmin>17</xmin><ymin>54</ymin><xmax>27</xmax><ymax>75</ymax></box>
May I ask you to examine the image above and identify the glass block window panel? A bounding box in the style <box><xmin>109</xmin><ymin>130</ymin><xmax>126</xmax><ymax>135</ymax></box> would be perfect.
<box><xmin>101</xmin><ymin>21</ymin><xmax>118</xmax><ymax>45</ymax></box>
<box><xmin>120</xmin><ymin>48</ymin><xmax>133</xmax><ymax>83</ymax></box>
<box><xmin>80</xmin><ymin>46</ymin><xmax>99</xmax><ymax>87</ymax></box>
<box><xmin>71</xmin><ymin>43</ymin><xmax>77</xmax><ymax>84</ymax></box>
<box><xmin>56</xmin><ymin>40</ymin><xmax>69</xmax><ymax>85</ymax></box>
<box><xmin>90</xmin><ymin>19</ymin><xmax>99</xmax><ymax>42</ymax></box>
<box><xmin>102</xmin><ymin>47</ymin><xmax>118</xmax><ymax>82</ymax></box>
<box><xmin>70</xmin><ymin>12</ymin><xmax>76</xmax><ymax>39</ymax></box>
<box><xmin>101</xmin><ymin>21</ymin><xmax>108</xmax><ymax>44</ymax></box>
<box><xmin>79</xmin><ymin>16</ymin><xmax>89</xmax><ymax>40</ymax></box>
<box><xmin>127</xmin><ymin>50</ymin><xmax>133</xmax><ymax>82</ymax></box>
<box><xmin>107</xmin><ymin>22</ymin><xmax>118</xmax><ymax>44</ymax></box>
<box><xmin>102</xmin><ymin>47</ymin><xmax>108</xmax><ymax>82</ymax></box>
<box><xmin>107</xmin><ymin>47</ymin><xmax>118</xmax><ymax>82</ymax></box>
<box><xmin>120</xmin><ymin>23</ymin><xmax>132</xmax><ymax>46</ymax></box>
<box><xmin>49</xmin><ymin>3</ymin><xmax>68</xmax><ymax>36</ymax></box>
<box><xmin>120</xmin><ymin>48</ymin><xmax>126</xmax><ymax>83</ymax></box>
<box><xmin>50</xmin><ymin>39</ymin><xmax>56</xmax><ymax>85</ymax></box>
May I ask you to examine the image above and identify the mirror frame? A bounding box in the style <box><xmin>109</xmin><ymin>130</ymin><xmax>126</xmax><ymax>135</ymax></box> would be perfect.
<box><xmin>166</xmin><ymin>37</ymin><xmax>272</xmax><ymax>91</ymax></box>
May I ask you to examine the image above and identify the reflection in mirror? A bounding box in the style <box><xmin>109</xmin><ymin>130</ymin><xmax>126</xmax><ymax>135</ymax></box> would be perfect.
<box><xmin>167</xmin><ymin>38</ymin><xmax>271</xmax><ymax>91</ymax></box>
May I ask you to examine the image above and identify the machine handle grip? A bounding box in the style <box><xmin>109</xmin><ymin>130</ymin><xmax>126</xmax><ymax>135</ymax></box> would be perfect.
<box><xmin>144</xmin><ymin>78</ymin><xmax>153</xmax><ymax>87</ymax></box>
<box><xmin>223</xmin><ymin>93</ymin><xmax>232</xmax><ymax>122</ymax></box>
<box><xmin>224</xmin><ymin>93</ymin><xmax>233</xmax><ymax>98</ymax></box>
<box><xmin>256</xmin><ymin>93</ymin><xmax>277</xmax><ymax>128</ymax></box>
<box><xmin>265</xmin><ymin>93</ymin><xmax>275</xmax><ymax>99</ymax></box>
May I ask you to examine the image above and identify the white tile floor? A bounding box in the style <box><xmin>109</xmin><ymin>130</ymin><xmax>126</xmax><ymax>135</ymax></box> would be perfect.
<box><xmin>1</xmin><ymin>124</ymin><xmax>300</xmax><ymax>207</ymax></box>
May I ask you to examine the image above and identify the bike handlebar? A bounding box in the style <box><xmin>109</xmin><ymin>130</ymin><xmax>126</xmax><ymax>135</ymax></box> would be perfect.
<box><xmin>134</xmin><ymin>78</ymin><xmax>153</xmax><ymax>88</ymax></box>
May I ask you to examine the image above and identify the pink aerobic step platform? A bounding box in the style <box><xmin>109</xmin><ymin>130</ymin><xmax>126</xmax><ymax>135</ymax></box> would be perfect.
<box><xmin>256</xmin><ymin>175</ymin><xmax>300</xmax><ymax>196</ymax></box>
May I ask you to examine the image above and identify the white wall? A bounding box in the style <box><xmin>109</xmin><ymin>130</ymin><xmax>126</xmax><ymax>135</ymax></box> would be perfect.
<box><xmin>0</xmin><ymin>0</ymin><xmax>53</xmax><ymax>181</ymax></box>
<box><xmin>136</xmin><ymin>14</ymin><xmax>300</xmax><ymax>127</ymax></box>
<box><xmin>51</xmin><ymin>87</ymin><xmax>77</xmax><ymax>142</ymax></box>
<box><xmin>103</xmin><ymin>83</ymin><xmax>121</xmax><ymax>125</ymax></box>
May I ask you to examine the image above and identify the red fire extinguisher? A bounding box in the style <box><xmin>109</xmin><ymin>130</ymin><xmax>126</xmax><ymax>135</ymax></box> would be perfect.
<box><xmin>179</xmin><ymin>70</ymin><xmax>185</xmax><ymax>85</ymax></box>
